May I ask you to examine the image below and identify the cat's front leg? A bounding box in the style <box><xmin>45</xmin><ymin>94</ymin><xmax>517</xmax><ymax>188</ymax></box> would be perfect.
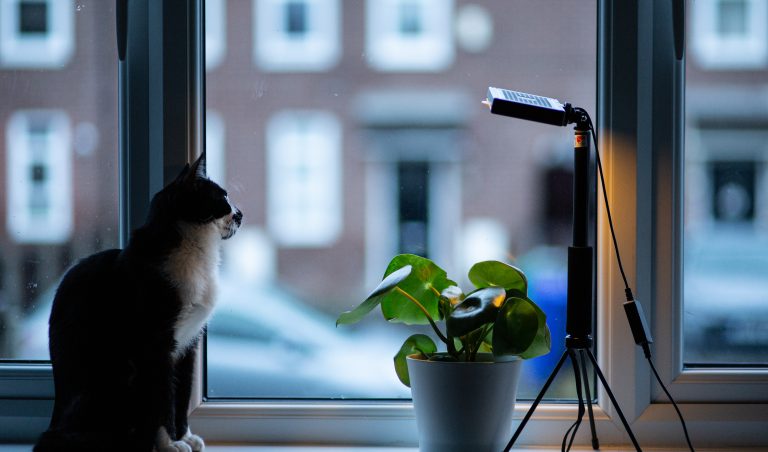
<box><xmin>173</xmin><ymin>343</ymin><xmax>204</xmax><ymax>451</ymax></box>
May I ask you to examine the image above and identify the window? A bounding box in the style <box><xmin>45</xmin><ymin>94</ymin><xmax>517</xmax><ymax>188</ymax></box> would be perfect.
<box><xmin>5</xmin><ymin>110</ymin><xmax>73</xmax><ymax>244</ymax></box>
<box><xmin>365</xmin><ymin>0</ymin><xmax>454</xmax><ymax>72</ymax></box>
<box><xmin>684</xmin><ymin>0</ymin><xmax>768</xmax><ymax>367</ymax></box>
<box><xmin>253</xmin><ymin>0</ymin><xmax>341</xmax><ymax>72</ymax></box>
<box><xmin>691</xmin><ymin>0</ymin><xmax>768</xmax><ymax>69</ymax></box>
<box><xmin>0</xmin><ymin>0</ymin><xmax>118</xmax><ymax>373</ymax></box>
<box><xmin>597</xmin><ymin>0</ymin><xmax>767</xmax><ymax>447</ymax></box>
<box><xmin>207</xmin><ymin>0</ymin><xmax>593</xmax><ymax>403</ymax></box>
<box><xmin>205</xmin><ymin>0</ymin><xmax>226</xmax><ymax>71</ymax></box>
<box><xmin>265</xmin><ymin>111</ymin><xmax>342</xmax><ymax>247</ymax></box>
<box><xmin>0</xmin><ymin>0</ymin><xmax>74</xmax><ymax>68</ymax></box>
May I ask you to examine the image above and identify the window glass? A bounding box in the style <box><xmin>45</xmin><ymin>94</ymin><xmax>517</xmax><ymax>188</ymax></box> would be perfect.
<box><xmin>0</xmin><ymin>0</ymin><xmax>118</xmax><ymax>360</ymax></box>
<box><xmin>206</xmin><ymin>0</ymin><xmax>596</xmax><ymax>399</ymax></box>
<box><xmin>684</xmin><ymin>0</ymin><xmax>768</xmax><ymax>366</ymax></box>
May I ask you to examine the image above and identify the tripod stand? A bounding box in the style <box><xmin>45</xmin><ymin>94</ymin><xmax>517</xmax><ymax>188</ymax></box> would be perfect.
<box><xmin>504</xmin><ymin>113</ymin><xmax>641</xmax><ymax>451</ymax></box>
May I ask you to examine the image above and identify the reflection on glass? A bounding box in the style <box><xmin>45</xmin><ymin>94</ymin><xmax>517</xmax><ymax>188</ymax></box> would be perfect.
<box><xmin>0</xmin><ymin>1</ymin><xmax>118</xmax><ymax>360</ymax></box>
<box><xmin>684</xmin><ymin>0</ymin><xmax>768</xmax><ymax>366</ymax></box>
<box><xmin>206</xmin><ymin>0</ymin><xmax>596</xmax><ymax>399</ymax></box>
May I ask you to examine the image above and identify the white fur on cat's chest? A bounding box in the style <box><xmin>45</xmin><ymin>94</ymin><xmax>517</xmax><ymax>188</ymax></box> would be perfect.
<box><xmin>164</xmin><ymin>223</ymin><xmax>222</xmax><ymax>358</ymax></box>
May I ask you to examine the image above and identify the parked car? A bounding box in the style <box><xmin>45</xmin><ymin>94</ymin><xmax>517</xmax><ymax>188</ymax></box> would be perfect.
<box><xmin>684</xmin><ymin>228</ymin><xmax>768</xmax><ymax>364</ymax></box>
<box><xmin>16</xmin><ymin>274</ymin><xmax>410</xmax><ymax>399</ymax></box>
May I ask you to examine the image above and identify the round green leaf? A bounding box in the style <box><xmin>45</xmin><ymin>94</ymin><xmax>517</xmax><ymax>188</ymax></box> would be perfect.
<box><xmin>519</xmin><ymin>298</ymin><xmax>551</xmax><ymax>359</ymax></box>
<box><xmin>394</xmin><ymin>334</ymin><xmax>437</xmax><ymax>387</ymax></box>
<box><xmin>336</xmin><ymin>265</ymin><xmax>412</xmax><ymax>326</ymax></box>
<box><xmin>380</xmin><ymin>254</ymin><xmax>455</xmax><ymax>325</ymax></box>
<box><xmin>468</xmin><ymin>260</ymin><xmax>527</xmax><ymax>295</ymax></box>
<box><xmin>492</xmin><ymin>296</ymin><xmax>540</xmax><ymax>356</ymax></box>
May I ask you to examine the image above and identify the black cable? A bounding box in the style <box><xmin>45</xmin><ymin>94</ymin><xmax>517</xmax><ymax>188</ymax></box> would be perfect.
<box><xmin>582</xmin><ymin>112</ymin><xmax>631</xmax><ymax>297</ymax></box>
<box><xmin>648</xmin><ymin>354</ymin><xmax>696</xmax><ymax>452</ymax></box>
<box><xmin>582</xmin><ymin>111</ymin><xmax>695</xmax><ymax>452</ymax></box>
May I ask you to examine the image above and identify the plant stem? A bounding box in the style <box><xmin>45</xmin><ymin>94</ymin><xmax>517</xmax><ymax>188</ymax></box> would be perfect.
<box><xmin>470</xmin><ymin>324</ymin><xmax>493</xmax><ymax>361</ymax></box>
<box><xmin>394</xmin><ymin>287</ymin><xmax>450</xmax><ymax>346</ymax></box>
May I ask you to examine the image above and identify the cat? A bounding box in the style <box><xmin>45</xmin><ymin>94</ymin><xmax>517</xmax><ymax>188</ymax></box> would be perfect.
<box><xmin>34</xmin><ymin>152</ymin><xmax>242</xmax><ymax>452</ymax></box>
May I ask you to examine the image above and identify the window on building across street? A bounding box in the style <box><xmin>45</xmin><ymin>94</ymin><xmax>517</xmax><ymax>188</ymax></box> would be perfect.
<box><xmin>691</xmin><ymin>0</ymin><xmax>767</xmax><ymax>69</ymax></box>
<box><xmin>205</xmin><ymin>0</ymin><xmax>226</xmax><ymax>71</ymax></box>
<box><xmin>5</xmin><ymin>110</ymin><xmax>72</xmax><ymax>244</ymax></box>
<box><xmin>365</xmin><ymin>0</ymin><xmax>454</xmax><ymax>72</ymax></box>
<box><xmin>253</xmin><ymin>0</ymin><xmax>341</xmax><ymax>72</ymax></box>
<box><xmin>265</xmin><ymin>110</ymin><xmax>342</xmax><ymax>248</ymax></box>
<box><xmin>0</xmin><ymin>0</ymin><xmax>74</xmax><ymax>68</ymax></box>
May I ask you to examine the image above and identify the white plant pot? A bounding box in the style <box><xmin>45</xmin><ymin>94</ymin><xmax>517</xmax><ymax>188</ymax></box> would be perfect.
<box><xmin>407</xmin><ymin>353</ymin><xmax>522</xmax><ymax>452</ymax></box>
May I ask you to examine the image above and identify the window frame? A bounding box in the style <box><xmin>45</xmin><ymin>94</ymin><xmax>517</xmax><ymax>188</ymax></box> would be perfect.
<box><xmin>1</xmin><ymin>0</ymin><xmax>767</xmax><ymax>447</ymax></box>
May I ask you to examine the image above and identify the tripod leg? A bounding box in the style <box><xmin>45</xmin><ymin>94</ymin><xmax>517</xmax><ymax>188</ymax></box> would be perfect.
<box><xmin>585</xmin><ymin>349</ymin><xmax>643</xmax><ymax>451</ymax></box>
<box><xmin>504</xmin><ymin>350</ymin><xmax>569</xmax><ymax>452</ymax></box>
<box><xmin>579</xmin><ymin>350</ymin><xmax>600</xmax><ymax>449</ymax></box>
<box><xmin>563</xmin><ymin>349</ymin><xmax>585</xmax><ymax>452</ymax></box>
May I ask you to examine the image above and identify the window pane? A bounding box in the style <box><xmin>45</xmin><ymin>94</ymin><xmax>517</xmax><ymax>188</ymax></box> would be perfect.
<box><xmin>206</xmin><ymin>0</ymin><xmax>596</xmax><ymax>399</ymax></box>
<box><xmin>684</xmin><ymin>0</ymin><xmax>768</xmax><ymax>366</ymax></box>
<box><xmin>0</xmin><ymin>0</ymin><xmax>118</xmax><ymax>360</ymax></box>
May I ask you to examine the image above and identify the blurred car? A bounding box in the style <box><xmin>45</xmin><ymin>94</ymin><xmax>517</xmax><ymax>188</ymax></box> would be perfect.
<box><xmin>684</xmin><ymin>228</ymin><xmax>768</xmax><ymax>363</ymax></box>
<box><xmin>16</xmin><ymin>274</ymin><xmax>410</xmax><ymax>399</ymax></box>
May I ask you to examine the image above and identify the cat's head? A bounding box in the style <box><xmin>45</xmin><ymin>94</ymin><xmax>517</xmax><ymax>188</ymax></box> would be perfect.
<box><xmin>151</xmin><ymin>152</ymin><xmax>242</xmax><ymax>240</ymax></box>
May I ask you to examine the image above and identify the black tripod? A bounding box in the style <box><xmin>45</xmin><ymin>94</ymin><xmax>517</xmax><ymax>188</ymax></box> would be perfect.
<box><xmin>504</xmin><ymin>113</ymin><xmax>641</xmax><ymax>451</ymax></box>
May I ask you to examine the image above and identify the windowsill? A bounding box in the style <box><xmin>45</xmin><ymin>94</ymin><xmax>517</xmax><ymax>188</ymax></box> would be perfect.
<box><xmin>0</xmin><ymin>446</ymin><xmax>762</xmax><ymax>451</ymax></box>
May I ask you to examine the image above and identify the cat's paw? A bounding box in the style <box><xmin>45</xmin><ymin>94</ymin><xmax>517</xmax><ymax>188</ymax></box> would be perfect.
<box><xmin>181</xmin><ymin>428</ymin><xmax>205</xmax><ymax>452</ymax></box>
<box><xmin>155</xmin><ymin>441</ymin><xmax>193</xmax><ymax>452</ymax></box>
<box><xmin>155</xmin><ymin>427</ymin><xmax>194</xmax><ymax>452</ymax></box>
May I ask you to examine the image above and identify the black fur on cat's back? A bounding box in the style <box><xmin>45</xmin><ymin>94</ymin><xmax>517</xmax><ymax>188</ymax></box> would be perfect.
<box><xmin>34</xmin><ymin>153</ymin><xmax>242</xmax><ymax>452</ymax></box>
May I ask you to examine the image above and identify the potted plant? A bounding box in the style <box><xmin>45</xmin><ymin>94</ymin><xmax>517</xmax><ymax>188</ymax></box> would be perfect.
<box><xmin>337</xmin><ymin>254</ymin><xmax>551</xmax><ymax>452</ymax></box>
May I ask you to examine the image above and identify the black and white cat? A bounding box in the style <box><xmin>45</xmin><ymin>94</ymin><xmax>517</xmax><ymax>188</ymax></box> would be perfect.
<box><xmin>34</xmin><ymin>153</ymin><xmax>242</xmax><ymax>452</ymax></box>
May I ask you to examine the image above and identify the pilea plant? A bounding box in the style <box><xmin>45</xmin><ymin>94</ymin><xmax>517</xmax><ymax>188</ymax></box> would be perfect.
<box><xmin>337</xmin><ymin>254</ymin><xmax>551</xmax><ymax>386</ymax></box>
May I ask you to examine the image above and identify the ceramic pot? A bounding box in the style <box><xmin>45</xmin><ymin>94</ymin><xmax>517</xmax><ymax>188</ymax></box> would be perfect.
<box><xmin>407</xmin><ymin>353</ymin><xmax>522</xmax><ymax>452</ymax></box>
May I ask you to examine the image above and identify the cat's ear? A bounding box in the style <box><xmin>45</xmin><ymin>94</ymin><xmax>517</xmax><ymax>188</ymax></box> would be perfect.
<box><xmin>188</xmin><ymin>152</ymin><xmax>207</xmax><ymax>180</ymax></box>
<box><xmin>174</xmin><ymin>163</ymin><xmax>191</xmax><ymax>183</ymax></box>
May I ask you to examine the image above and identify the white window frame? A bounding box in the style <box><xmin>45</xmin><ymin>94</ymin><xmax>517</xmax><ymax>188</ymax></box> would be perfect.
<box><xmin>0</xmin><ymin>0</ymin><xmax>74</xmax><ymax>69</ymax></box>
<box><xmin>365</xmin><ymin>0</ymin><xmax>454</xmax><ymax>72</ymax></box>
<box><xmin>253</xmin><ymin>0</ymin><xmax>341</xmax><ymax>72</ymax></box>
<box><xmin>265</xmin><ymin>110</ymin><xmax>342</xmax><ymax>247</ymax></box>
<box><xmin>691</xmin><ymin>0</ymin><xmax>768</xmax><ymax>69</ymax></box>
<box><xmin>5</xmin><ymin>109</ymin><xmax>73</xmax><ymax>244</ymax></box>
